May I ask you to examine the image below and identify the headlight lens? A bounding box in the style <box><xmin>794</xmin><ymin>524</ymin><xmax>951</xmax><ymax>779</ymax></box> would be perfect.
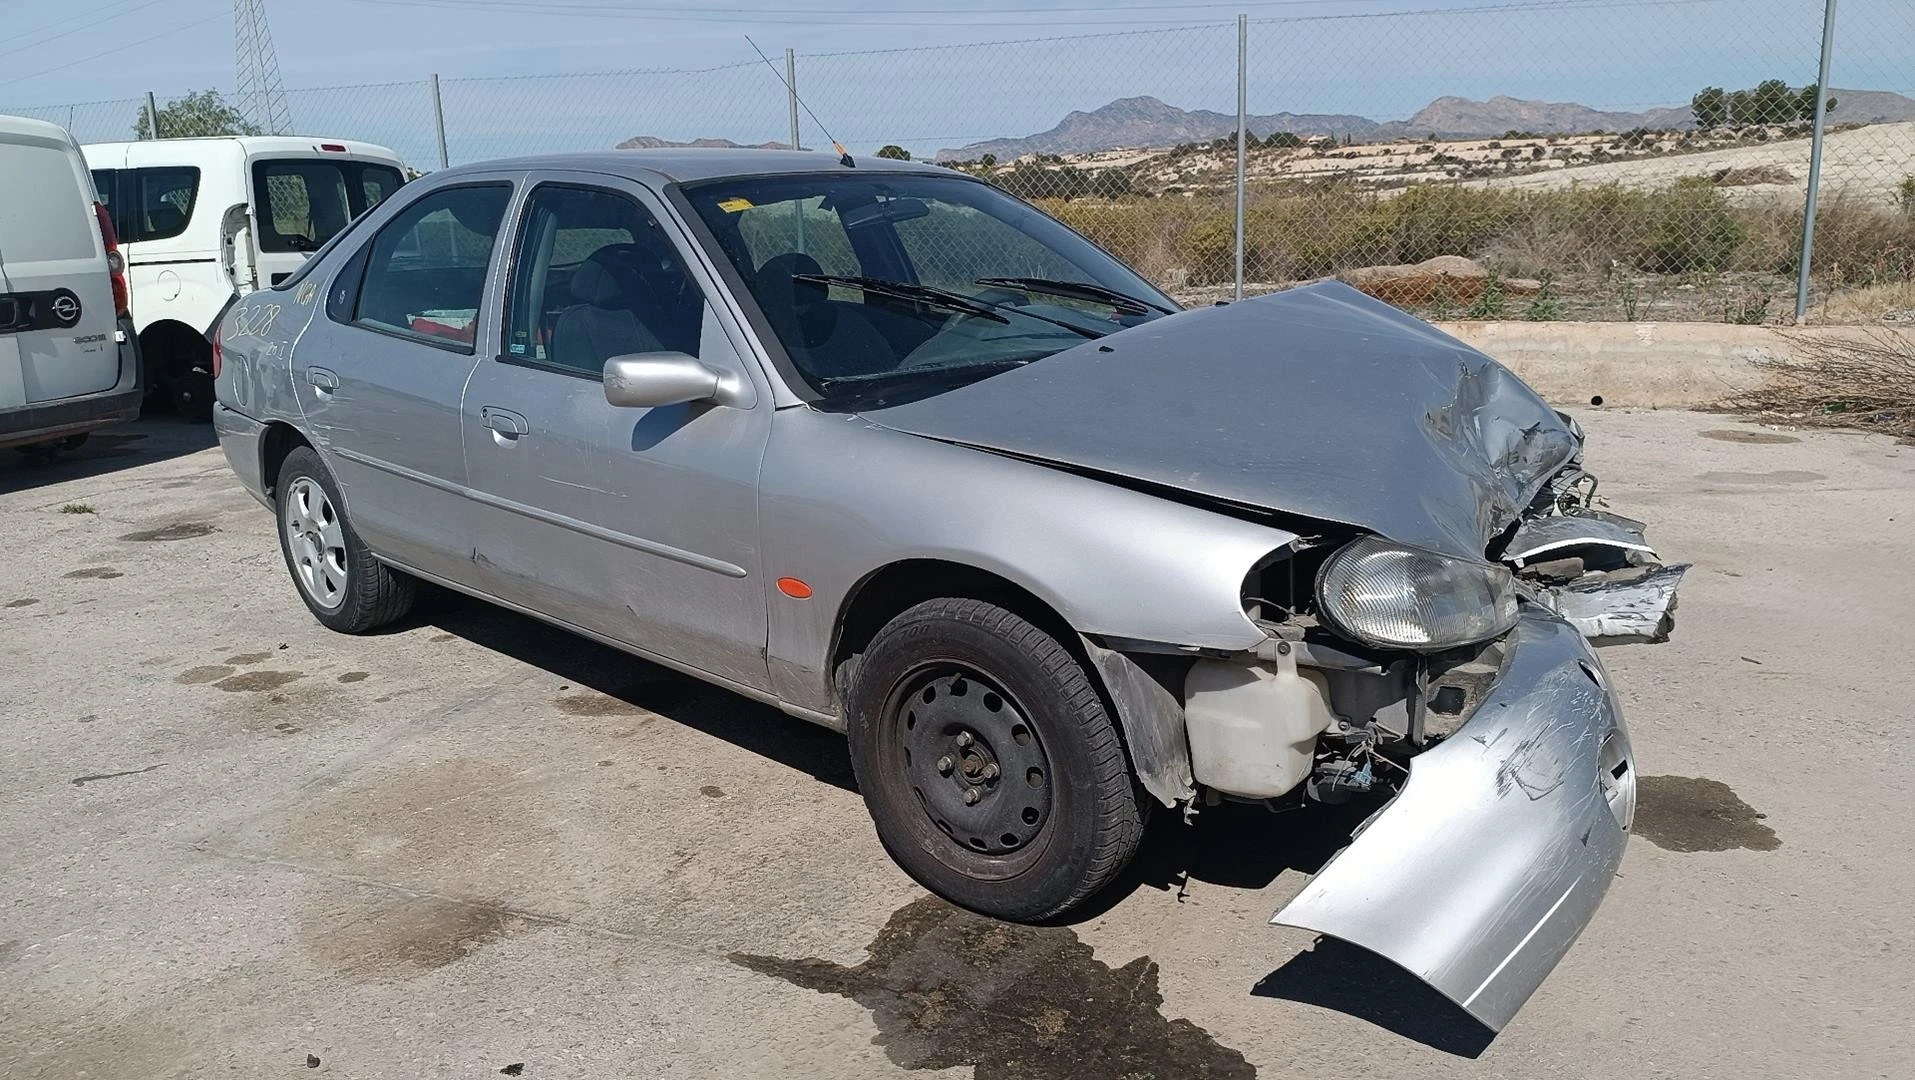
<box><xmin>1316</xmin><ymin>535</ymin><xmax>1518</xmax><ymax>650</ymax></box>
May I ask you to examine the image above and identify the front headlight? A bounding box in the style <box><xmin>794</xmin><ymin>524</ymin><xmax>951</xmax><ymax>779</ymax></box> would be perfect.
<box><xmin>1316</xmin><ymin>535</ymin><xmax>1518</xmax><ymax>651</ymax></box>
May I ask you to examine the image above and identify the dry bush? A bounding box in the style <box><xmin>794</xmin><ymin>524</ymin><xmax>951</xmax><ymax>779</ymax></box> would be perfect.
<box><xmin>1729</xmin><ymin>331</ymin><xmax>1915</xmax><ymax>439</ymax></box>
<box><xmin>1818</xmin><ymin>280</ymin><xmax>1915</xmax><ymax>323</ymax></box>
<box><xmin>1802</xmin><ymin>191</ymin><xmax>1915</xmax><ymax>286</ymax></box>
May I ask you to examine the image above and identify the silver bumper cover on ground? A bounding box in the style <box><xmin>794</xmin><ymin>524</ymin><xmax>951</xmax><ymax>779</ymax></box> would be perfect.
<box><xmin>1273</xmin><ymin>609</ymin><xmax>1636</xmax><ymax>1031</ymax></box>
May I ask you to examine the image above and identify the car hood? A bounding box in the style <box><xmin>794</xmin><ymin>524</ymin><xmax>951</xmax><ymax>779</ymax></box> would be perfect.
<box><xmin>858</xmin><ymin>281</ymin><xmax>1578</xmax><ymax>560</ymax></box>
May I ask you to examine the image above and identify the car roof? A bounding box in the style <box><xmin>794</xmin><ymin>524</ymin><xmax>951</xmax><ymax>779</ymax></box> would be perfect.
<box><xmin>433</xmin><ymin>148</ymin><xmax>955</xmax><ymax>184</ymax></box>
<box><xmin>0</xmin><ymin>114</ymin><xmax>82</xmax><ymax>146</ymax></box>
<box><xmin>83</xmin><ymin>135</ymin><xmax>400</xmax><ymax>158</ymax></box>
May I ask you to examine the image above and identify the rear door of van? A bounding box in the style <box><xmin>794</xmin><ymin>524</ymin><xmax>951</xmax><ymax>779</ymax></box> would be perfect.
<box><xmin>0</xmin><ymin>120</ymin><xmax>118</xmax><ymax>408</ymax></box>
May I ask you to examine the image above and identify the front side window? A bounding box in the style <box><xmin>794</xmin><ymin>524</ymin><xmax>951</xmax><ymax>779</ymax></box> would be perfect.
<box><xmin>255</xmin><ymin>159</ymin><xmax>407</xmax><ymax>253</ymax></box>
<box><xmin>504</xmin><ymin>184</ymin><xmax>705</xmax><ymax>376</ymax></box>
<box><xmin>352</xmin><ymin>184</ymin><xmax>510</xmax><ymax>351</ymax></box>
<box><xmin>680</xmin><ymin>173</ymin><xmax>1174</xmax><ymax>407</ymax></box>
<box><xmin>125</xmin><ymin>166</ymin><xmax>199</xmax><ymax>243</ymax></box>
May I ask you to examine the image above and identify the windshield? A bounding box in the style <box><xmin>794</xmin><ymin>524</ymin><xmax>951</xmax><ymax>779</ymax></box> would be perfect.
<box><xmin>679</xmin><ymin>172</ymin><xmax>1177</xmax><ymax>406</ymax></box>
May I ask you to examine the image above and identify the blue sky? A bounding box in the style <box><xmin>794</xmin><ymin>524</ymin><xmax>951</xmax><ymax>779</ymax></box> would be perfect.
<box><xmin>3</xmin><ymin>0</ymin><xmax>1909</xmax><ymax>165</ymax></box>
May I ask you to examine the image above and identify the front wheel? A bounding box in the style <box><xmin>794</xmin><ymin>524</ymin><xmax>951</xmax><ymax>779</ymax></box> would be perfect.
<box><xmin>846</xmin><ymin>598</ymin><xmax>1144</xmax><ymax>922</ymax></box>
<box><xmin>274</xmin><ymin>446</ymin><xmax>415</xmax><ymax>633</ymax></box>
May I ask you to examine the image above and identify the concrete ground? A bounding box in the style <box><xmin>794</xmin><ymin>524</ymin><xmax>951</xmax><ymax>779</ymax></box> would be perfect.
<box><xmin>1</xmin><ymin>409</ymin><xmax>1909</xmax><ymax>1079</ymax></box>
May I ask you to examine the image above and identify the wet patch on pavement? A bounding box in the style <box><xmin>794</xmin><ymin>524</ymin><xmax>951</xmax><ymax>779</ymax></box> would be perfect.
<box><xmin>63</xmin><ymin>567</ymin><xmax>123</xmax><ymax>579</ymax></box>
<box><xmin>1634</xmin><ymin>775</ymin><xmax>1780</xmax><ymax>852</ymax></box>
<box><xmin>301</xmin><ymin>890</ymin><xmax>529</xmax><ymax>978</ymax></box>
<box><xmin>223</xmin><ymin>651</ymin><xmax>275</xmax><ymax>666</ymax></box>
<box><xmin>212</xmin><ymin>670</ymin><xmax>305</xmax><ymax>693</ymax></box>
<box><xmin>175</xmin><ymin>665</ymin><xmax>236</xmax><ymax>685</ymax></box>
<box><xmin>700</xmin><ymin>785</ymin><xmax>725</xmax><ymax>798</ymax></box>
<box><xmin>732</xmin><ymin>895</ymin><xmax>1255</xmax><ymax>1079</ymax></box>
<box><xmin>119</xmin><ymin>522</ymin><xmax>216</xmax><ymax>542</ymax></box>
<box><xmin>4</xmin><ymin>598</ymin><xmax>38</xmax><ymax>608</ymax></box>
<box><xmin>338</xmin><ymin>671</ymin><xmax>370</xmax><ymax>683</ymax></box>
<box><xmin>70</xmin><ymin>763</ymin><xmax>167</xmax><ymax>787</ymax></box>
<box><xmin>1699</xmin><ymin>429</ymin><xmax>1800</xmax><ymax>444</ymax></box>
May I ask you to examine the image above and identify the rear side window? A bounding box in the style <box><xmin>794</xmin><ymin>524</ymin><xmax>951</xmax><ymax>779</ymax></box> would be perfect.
<box><xmin>352</xmin><ymin>183</ymin><xmax>510</xmax><ymax>351</ymax></box>
<box><xmin>254</xmin><ymin>159</ymin><xmax>407</xmax><ymax>254</ymax></box>
<box><xmin>125</xmin><ymin>167</ymin><xmax>199</xmax><ymax>242</ymax></box>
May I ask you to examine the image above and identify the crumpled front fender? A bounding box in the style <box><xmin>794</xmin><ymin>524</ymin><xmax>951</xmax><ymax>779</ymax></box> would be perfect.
<box><xmin>1273</xmin><ymin>608</ymin><xmax>1635</xmax><ymax>1031</ymax></box>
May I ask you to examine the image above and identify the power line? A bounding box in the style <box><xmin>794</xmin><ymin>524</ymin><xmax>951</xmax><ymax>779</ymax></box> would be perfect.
<box><xmin>0</xmin><ymin>0</ymin><xmax>180</xmax><ymax>63</ymax></box>
<box><xmin>0</xmin><ymin>9</ymin><xmax>229</xmax><ymax>88</ymax></box>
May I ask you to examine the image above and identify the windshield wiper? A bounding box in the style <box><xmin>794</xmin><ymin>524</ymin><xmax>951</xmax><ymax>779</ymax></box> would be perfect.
<box><xmin>793</xmin><ymin>274</ymin><xmax>1008</xmax><ymax>325</ymax></box>
<box><xmin>974</xmin><ymin>276</ymin><xmax>1177</xmax><ymax>316</ymax></box>
<box><xmin>794</xmin><ymin>273</ymin><xmax>1105</xmax><ymax>339</ymax></box>
<box><xmin>816</xmin><ymin>357</ymin><xmax>1035</xmax><ymax>404</ymax></box>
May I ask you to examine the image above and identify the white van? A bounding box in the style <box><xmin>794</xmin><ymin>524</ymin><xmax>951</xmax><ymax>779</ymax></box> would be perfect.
<box><xmin>83</xmin><ymin>136</ymin><xmax>406</xmax><ymax>417</ymax></box>
<box><xmin>1</xmin><ymin>115</ymin><xmax>141</xmax><ymax>455</ymax></box>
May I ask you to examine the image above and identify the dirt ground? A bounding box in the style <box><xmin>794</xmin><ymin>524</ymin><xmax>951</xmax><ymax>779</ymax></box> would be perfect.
<box><xmin>2</xmin><ymin>409</ymin><xmax>1911</xmax><ymax>1079</ymax></box>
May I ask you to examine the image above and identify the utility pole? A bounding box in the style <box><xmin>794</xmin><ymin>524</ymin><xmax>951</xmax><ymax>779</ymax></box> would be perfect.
<box><xmin>145</xmin><ymin>91</ymin><xmax>161</xmax><ymax>139</ymax></box>
<box><xmin>786</xmin><ymin>48</ymin><xmax>801</xmax><ymax>152</ymax></box>
<box><xmin>1794</xmin><ymin>0</ymin><xmax>1838</xmax><ymax>323</ymax></box>
<box><xmin>234</xmin><ymin>0</ymin><xmax>291</xmax><ymax>134</ymax></box>
<box><xmin>1234</xmin><ymin>13</ymin><xmax>1248</xmax><ymax>300</ymax></box>
<box><xmin>430</xmin><ymin>74</ymin><xmax>449</xmax><ymax>169</ymax></box>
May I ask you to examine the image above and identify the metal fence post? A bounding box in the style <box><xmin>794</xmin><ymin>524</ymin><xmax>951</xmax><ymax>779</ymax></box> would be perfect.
<box><xmin>429</xmin><ymin>73</ymin><xmax>450</xmax><ymax>169</ymax></box>
<box><xmin>1795</xmin><ymin>0</ymin><xmax>1838</xmax><ymax>323</ymax></box>
<box><xmin>1234</xmin><ymin>13</ymin><xmax>1247</xmax><ymax>300</ymax></box>
<box><xmin>145</xmin><ymin>91</ymin><xmax>160</xmax><ymax>139</ymax></box>
<box><xmin>785</xmin><ymin>48</ymin><xmax>801</xmax><ymax>152</ymax></box>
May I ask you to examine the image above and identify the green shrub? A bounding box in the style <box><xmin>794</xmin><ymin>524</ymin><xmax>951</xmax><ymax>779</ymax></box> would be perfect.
<box><xmin>1633</xmin><ymin>178</ymin><xmax>1745</xmax><ymax>274</ymax></box>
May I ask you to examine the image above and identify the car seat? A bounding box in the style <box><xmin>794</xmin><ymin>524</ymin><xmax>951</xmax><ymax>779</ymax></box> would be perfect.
<box><xmin>752</xmin><ymin>252</ymin><xmax>896</xmax><ymax>377</ymax></box>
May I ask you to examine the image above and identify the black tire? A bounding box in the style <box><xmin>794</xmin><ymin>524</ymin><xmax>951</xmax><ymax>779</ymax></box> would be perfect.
<box><xmin>274</xmin><ymin>446</ymin><xmax>415</xmax><ymax>633</ymax></box>
<box><xmin>846</xmin><ymin>598</ymin><xmax>1145</xmax><ymax>922</ymax></box>
<box><xmin>170</xmin><ymin>369</ymin><xmax>214</xmax><ymax>422</ymax></box>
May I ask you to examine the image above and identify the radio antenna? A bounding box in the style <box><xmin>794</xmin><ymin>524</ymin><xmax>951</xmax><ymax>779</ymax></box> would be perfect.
<box><xmin>745</xmin><ymin>35</ymin><xmax>854</xmax><ymax>168</ymax></box>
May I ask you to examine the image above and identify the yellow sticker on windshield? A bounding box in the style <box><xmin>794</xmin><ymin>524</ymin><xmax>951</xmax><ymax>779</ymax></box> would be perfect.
<box><xmin>717</xmin><ymin>197</ymin><xmax>754</xmax><ymax>212</ymax></box>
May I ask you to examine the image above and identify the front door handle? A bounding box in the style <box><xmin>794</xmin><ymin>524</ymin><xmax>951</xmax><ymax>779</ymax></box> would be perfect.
<box><xmin>480</xmin><ymin>406</ymin><xmax>530</xmax><ymax>436</ymax></box>
<box><xmin>305</xmin><ymin>366</ymin><xmax>339</xmax><ymax>392</ymax></box>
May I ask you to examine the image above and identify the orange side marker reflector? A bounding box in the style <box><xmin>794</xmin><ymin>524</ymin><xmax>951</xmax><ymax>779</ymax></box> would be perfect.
<box><xmin>776</xmin><ymin>577</ymin><xmax>813</xmax><ymax>599</ymax></box>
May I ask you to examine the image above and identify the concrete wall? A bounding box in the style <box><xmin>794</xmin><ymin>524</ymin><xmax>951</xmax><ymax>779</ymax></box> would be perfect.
<box><xmin>1431</xmin><ymin>320</ymin><xmax>1913</xmax><ymax>409</ymax></box>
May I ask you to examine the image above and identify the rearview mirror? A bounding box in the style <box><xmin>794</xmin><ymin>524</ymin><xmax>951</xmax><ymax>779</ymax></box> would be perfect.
<box><xmin>602</xmin><ymin>352</ymin><xmax>746</xmax><ymax>409</ymax></box>
<box><xmin>841</xmin><ymin>197</ymin><xmax>930</xmax><ymax>229</ymax></box>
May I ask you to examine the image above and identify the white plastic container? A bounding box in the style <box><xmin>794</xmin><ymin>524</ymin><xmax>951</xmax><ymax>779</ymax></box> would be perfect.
<box><xmin>1183</xmin><ymin>645</ymin><xmax>1335</xmax><ymax>798</ymax></box>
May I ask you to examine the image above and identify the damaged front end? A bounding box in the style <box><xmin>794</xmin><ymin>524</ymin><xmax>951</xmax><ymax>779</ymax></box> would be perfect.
<box><xmin>1221</xmin><ymin>448</ymin><xmax>1678</xmax><ymax>1031</ymax></box>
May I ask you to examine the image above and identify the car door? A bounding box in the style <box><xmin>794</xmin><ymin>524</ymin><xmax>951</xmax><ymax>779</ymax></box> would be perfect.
<box><xmin>460</xmin><ymin>175</ymin><xmax>773</xmax><ymax>691</ymax></box>
<box><xmin>294</xmin><ymin>177</ymin><xmax>515</xmax><ymax>581</ymax></box>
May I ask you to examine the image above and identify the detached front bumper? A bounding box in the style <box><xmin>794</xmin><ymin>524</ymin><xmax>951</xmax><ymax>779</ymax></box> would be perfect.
<box><xmin>1273</xmin><ymin>608</ymin><xmax>1635</xmax><ymax>1031</ymax></box>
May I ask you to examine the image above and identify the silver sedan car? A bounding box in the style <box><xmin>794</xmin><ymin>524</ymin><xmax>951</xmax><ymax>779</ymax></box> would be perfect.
<box><xmin>212</xmin><ymin>149</ymin><xmax>1684</xmax><ymax>1031</ymax></box>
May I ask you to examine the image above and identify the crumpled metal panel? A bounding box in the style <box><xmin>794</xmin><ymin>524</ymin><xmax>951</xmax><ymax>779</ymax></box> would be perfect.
<box><xmin>1535</xmin><ymin>564</ymin><xmax>1689</xmax><ymax>644</ymax></box>
<box><xmin>1272</xmin><ymin>609</ymin><xmax>1634</xmax><ymax>1031</ymax></box>
<box><xmin>860</xmin><ymin>282</ymin><xmax>1579</xmax><ymax>560</ymax></box>
<box><xmin>1504</xmin><ymin>513</ymin><xmax>1656</xmax><ymax>567</ymax></box>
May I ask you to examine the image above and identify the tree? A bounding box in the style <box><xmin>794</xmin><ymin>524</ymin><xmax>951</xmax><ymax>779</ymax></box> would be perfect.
<box><xmin>134</xmin><ymin>89</ymin><xmax>260</xmax><ymax>139</ymax></box>
<box><xmin>1265</xmin><ymin>131</ymin><xmax>1302</xmax><ymax>148</ymax></box>
<box><xmin>1692</xmin><ymin>86</ymin><xmax>1728</xmax><ymax>128</ymax></box>
<box><xmin>1796</xmin><ymin>84</ymin><xmax>1837</xmax><ymax>121</ymax></box>
<box><xmin>875</xmin><ymin>144</ymin><xmax>911</xmax><ymax>160</ymax></box>
<box><xmin>979</xmin><ymin>153</ymin><xmax>997</xmax><ymax>168</ymax></box>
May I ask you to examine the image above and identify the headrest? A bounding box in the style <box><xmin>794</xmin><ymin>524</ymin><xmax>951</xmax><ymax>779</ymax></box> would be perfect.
<box><xmin>571</xmin><ymin>244</ymin><xmax>648</xmax><ymax>309</ymax></box>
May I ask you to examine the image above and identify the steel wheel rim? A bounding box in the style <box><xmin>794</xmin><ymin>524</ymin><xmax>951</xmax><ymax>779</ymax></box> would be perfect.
<box><xmin>890</xmin><ymin>663</ymin><xmax>1053</xmax><ymax>857</ymax></box>
<box><xmin>283</xmin><ymin>477</ymin><xmax>348</xmax><ymax>611</ymax></box>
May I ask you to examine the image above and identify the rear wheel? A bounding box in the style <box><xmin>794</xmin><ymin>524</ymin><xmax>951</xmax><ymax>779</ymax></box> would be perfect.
<box><xmin>846</xmin><ymin>597</ymin><xmax>1144</xmax><ymax>921</ymax></box>
<box><xmin>274</xmin><ymin>446</ymin><xmax>415</xmax><ymax>632</ymax></box>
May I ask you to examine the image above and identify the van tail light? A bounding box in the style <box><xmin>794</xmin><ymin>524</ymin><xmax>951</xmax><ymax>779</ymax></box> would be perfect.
<box><xmin>93</xmin><ymin>201</ymin><xmax>130</xmax><ymax>318</ymax></box>
<box><xmin>211</xmin><ymin>326</ymin><xmax>222</xmax><ymax>379</ymax></box>
<box><xmin>319</xmin><ymin>143</ymin><xmax>346</xmax><ymax>152</ymax></box>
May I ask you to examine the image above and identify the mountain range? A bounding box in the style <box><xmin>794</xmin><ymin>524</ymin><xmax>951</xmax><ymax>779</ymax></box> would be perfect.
<box><xmin>933</xmin><ymin>88</ymin><xmax>1915</xmax><ymax>161</ymax></box>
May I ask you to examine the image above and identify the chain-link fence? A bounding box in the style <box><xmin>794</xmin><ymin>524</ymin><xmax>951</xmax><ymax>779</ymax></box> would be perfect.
<box><xmin>8</xmin><ymin>1</ymin><xmax>1909</xmax><ymax>324</ymax></box>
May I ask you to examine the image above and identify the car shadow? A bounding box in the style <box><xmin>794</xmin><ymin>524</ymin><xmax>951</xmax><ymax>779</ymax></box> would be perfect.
<box><xmin>1061</xmin><ymin>795</ymin><xmax>1496</xmax><ymax>1057</ymax></box>
<box><xmin>1252</xmin><ymin>940</ymin><xmax>1496</xmax><ymax>1058</ymax></box>
<box><xmin>408</xmin><ymin>588</ymin><xmax>858</xmax><ymax>793</ymax></box>
<box><xmin>0</xmin><ymin>413</ymin><xmax>215</xmax><ymax>494</ymax></box>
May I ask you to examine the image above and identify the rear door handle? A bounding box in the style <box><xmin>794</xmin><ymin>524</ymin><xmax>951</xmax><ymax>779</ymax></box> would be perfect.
<box><xmin>480</xmin><ymin>406</ymin><xmax>529</xmax><ymax>436</ymax></box>
<box><xmin>305</xmin><ymin>366</ymin><xmax>339</xmax><ymax>392</ymax></box>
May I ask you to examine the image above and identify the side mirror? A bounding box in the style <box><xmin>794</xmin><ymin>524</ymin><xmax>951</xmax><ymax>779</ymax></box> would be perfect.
<box><xmin>602</xmin><ymin>352</ymin><xmax>747</xmax><ymax>409</ymax></box>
